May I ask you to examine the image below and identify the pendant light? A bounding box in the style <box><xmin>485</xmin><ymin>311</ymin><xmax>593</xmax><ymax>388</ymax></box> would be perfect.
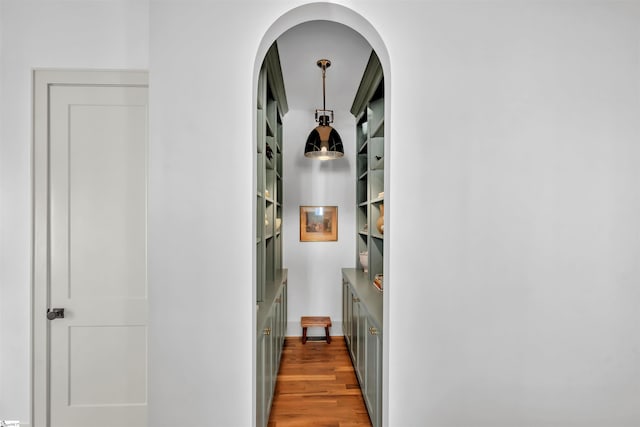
<box><xmin>304</xmin><ymin>59</ymin><xmax>344</xmax><ymax>160</ymax></box>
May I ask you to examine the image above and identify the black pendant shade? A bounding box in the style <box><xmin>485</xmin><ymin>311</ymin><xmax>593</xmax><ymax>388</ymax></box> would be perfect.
<box><xmin>304</xmin><ymin>116</ymin><xmax>344</xmax><ymax>160</ymax></box>
<box><xmin>304</xmin><ymin>59</ymin><xmax>344</xmax><ymax>160</ymax></box>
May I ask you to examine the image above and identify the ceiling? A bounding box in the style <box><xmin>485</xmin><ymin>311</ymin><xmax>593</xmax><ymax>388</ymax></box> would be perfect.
<box><xmin>276</xmin><ymin>20</ymin><xmax>373</xmax><ymax>116</ymax></box>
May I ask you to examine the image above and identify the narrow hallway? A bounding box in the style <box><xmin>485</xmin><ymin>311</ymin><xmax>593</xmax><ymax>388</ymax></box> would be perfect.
<box><xmin>268</xmin><ymin>337</ymin><xmax>372</xmax><ymax>427</ymax></box>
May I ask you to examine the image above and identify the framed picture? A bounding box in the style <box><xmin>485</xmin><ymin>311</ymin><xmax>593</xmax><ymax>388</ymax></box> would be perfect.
<box><xmin>300</xmin><ymin>206</ymin><xmax>338</xmax><ymax>242</ymax></box>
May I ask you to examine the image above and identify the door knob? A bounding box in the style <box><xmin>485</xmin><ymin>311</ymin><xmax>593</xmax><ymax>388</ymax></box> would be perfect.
<box><xmin>47</xmin><ymin>308</ymin><xmax>65</xmax><ymax>320</ymax></box>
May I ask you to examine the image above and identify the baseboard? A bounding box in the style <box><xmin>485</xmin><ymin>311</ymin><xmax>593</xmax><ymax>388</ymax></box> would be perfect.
<box><xmin>286</xmin><ymin>320</ymin><xmax>343</xmax><ymax>337</ymax></box>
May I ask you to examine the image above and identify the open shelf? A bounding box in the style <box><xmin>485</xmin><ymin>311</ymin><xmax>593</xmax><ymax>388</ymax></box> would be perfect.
<box><xmin>256</xmin><ymin>47</ymin><xmax>286</xmax><ymax>306</ymax></box>
<box><xmin>371</xmin><ymin>156</ymin><xmax>384</xmax><ymax>171</ymax></box>
<box><xmin>346</xmin><ymin>49</ymin><xmax>385</xmax><ymax>427</ymax></box>
<box><xmin>352</xmin><ymin>49</ymin><xmax>385</xmax><ymax>295</ymax></box>
<box><xmin>256</xmin><ymin>41</ymin><xmax>289</xmax><ymax>427</ymax></box>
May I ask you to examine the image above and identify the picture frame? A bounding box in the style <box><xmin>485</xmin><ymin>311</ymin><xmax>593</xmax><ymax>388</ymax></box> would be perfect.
<box><xmin>300</xmin><ymin>206</ymin><xmax>338</xmax><ymax>242</ymax></box>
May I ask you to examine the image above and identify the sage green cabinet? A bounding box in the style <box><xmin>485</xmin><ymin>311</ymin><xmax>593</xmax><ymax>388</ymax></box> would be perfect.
<box><xmin>342</xmin><ymin>280</ymin><xmax>352</xmax><ymax>347</ymax></box>
<box><xmin>352</xmin><ymin>51</ymin><xmax>384</xmax><ymax>292</ymax></box>
<box><xmin>356</xmin><ymin>298</ymin><xmax>366</xmax><ymax>386</ymax></box>
<box><xmin>256</xmin><ymin>313</ymin><xmax>272</xmax><ymax>427</ymax></box>
<box><xmin>256</xmin><ymin>275</ymin><xmax>287</xmax><ymax>427</ymax></box>
<box><xmin>256</xmin><ymin>42</ymin><xmax>288</xmax><ymax>427</ymax></box>
<box><xmin>256</xmin><ymin>331</ymin><xmax>265</xmax><ymax>427</ymax></box>
<box><xmin>364</xmin><ymin>315</ymin><xmax>382</xmax><ymax>427</ymax></box>
<box><xmin>344</xmin><ymin>49</ymin><xmax>384</xmax><ymax>427</ymax></box>
<box><xmin>257</xmin><ymin>42</ymin><xmax>287</xmax><ymax>304</ymax></box>
<box><xmin>342</xmin><ymin>268</ymin><xmax>382</xmax><ymax>427</ymax></box>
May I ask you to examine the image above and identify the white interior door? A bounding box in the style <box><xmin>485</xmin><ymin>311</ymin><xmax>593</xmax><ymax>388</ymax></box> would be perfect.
<box><xmin>33</xmin><ymin>71</ymin><xmax>148</xmax><ymax>427</ymax></box>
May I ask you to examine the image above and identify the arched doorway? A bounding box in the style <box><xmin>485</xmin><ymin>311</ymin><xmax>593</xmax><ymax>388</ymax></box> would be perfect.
<box><xmin>253</xmin><ymin>4</ymin><xmax>390</xmax><ymax>427</ymax></box>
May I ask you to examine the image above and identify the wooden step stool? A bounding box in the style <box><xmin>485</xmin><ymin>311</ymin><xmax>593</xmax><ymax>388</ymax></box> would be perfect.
<box><xmin>301</xmin><ymin>316</ymin><xmax>332</xmax><ymax>344</ymax></box>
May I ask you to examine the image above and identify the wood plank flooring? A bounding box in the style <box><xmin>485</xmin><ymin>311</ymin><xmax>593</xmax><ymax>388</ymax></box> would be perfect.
<box><xmin>268</xmin><ymin>337</ymin><xmax>372</xmax><ymax>427</ymax></box>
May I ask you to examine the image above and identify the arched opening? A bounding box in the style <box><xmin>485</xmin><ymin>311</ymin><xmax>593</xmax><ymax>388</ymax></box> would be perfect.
<box><xmin>253</xmin><ymin>4</ymin><xmax>390</xmax><ymax>426</ymax></box>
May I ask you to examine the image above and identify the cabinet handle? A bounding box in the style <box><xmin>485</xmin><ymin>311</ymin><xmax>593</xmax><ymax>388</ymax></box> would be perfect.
<box><xmin>369</xmin><ymin>327</ymin><xmax>378</xmax><ymax>336</ymax></box>
<box><xmin>352</xmin><ymin>297</ymin><xmax>360</xmax><ymax>303</ymax></box>
<box><xmin>264</xmin><ymin>328</ymin><xmax>271</xmax><ymax>336</ymax></box>
<box><xmin>275</xmin><ymin>297</ymin><xmax>281</xmax><ymax>303</ymax></box>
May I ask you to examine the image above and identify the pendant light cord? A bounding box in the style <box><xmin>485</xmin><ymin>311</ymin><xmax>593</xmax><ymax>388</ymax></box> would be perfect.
<box><xmin>322</xmin><ymin>64</ymin><xmax>326</xmax><ymax>112</ymax></box>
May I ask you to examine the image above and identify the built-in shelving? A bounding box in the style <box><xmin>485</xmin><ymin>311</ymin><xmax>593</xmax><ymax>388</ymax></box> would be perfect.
<box><xmin>256</xmin><ymin>42</ymin><xmax>288</xmax><ymax>427</ymax></box>
<box><xmin>257</xmin><ymin>46</ymin><xmax>287</xmax><ymax>303</ymax></box>
<box><xmin>353</xmin><ymin>51</ymin><xmax>385</xmax><ymax>291</ymax></box>
<box><xmin>346</xmin><ymin>49</ymin><xmax>384</xmax><ymax>427</ymax></box>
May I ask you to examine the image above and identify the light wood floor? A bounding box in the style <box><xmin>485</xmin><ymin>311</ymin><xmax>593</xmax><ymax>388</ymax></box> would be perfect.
<box><xmin>268</xmin><ymin>337</ymin><xmax>372</xmax><ymax>427</ymax></box>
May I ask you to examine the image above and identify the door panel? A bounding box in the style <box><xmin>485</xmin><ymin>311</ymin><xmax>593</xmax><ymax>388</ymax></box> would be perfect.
<box><xmin>48</xmin><ymin>84</ymin><xmax>148</xmax><ymax>427</ymax></box>
<box><xmin>68</xmin><ymin>325</ymin><xmax>147</xmax><ymax>406</ymax></box>
<box><xmin>365</xmin><ymin>317</ymin><xmax>381</xmax><ymax>427</ymax></box>
<box><xmin>356</xmin><ymin>302</ymin><xmax>366</xmax><ymax>385</ymax></box>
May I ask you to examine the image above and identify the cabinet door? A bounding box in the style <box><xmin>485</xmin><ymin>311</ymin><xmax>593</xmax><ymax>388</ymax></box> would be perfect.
<box><xmin>280</xmin><ymin>285</ymin><xmax>287</xmax><ymax>349</ymax></box>
<box><xmin>350</xmin><ymin>289</ymin><xmax>360</xmax><ymax>369</ymax></box>
<box><xmin>284</xmin><ymin>284</ymin><xmax>288</xmax><ymax>342</ymax></box>
<box><xmin>264</xmin><ymin>312</ymin><xmax>275</xmax><ymax>409</ymax></box>
<box><xmin>365</xmin><ymin>317</ymin><xmax>382</xmax><ymax>427</ymax></box>
<box><xmin>256</xmin><ymin>331</ymin><xmax>266</xmax><ymax>427</ymax></box>
<box><xmin>350</xmin><ymin>291</ymin><xmax>366</xmax><ymax>385</ymax></box>
<box><xmin>342</xmin><ymin>280</ymin><xmax>351</xmax><ymax>345</ymax></box>
<box><xmin>273</xmin><ymin>298</ymin><xmax>282</xmax><ymax>373</ymax></box>
<box><xmin>356</xmin><ymin>302</ymin><xmax>366</xmax><ymax>385</ymax></box>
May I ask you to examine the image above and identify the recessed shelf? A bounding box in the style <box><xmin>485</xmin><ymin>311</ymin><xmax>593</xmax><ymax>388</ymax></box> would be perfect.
<box><xmin>358</xmin><ymin>140</ymin><xmax>368</xmax><ymax>154</ymax></box>
<box><xmin>371</xmin><ymin>156</ymin><xmax>384</xmax><ymax>171</ymax></box>
<box><xmin>370</xmin><ymin>118</ymin><xmax>384</xmax><ymax>138</ymax></box>
<box><xmin>265</xmin><ymin>118</ymin><xmax>274</xmax><ymax>137</ymax></box>
<box><xmin>257</xmin><ymin>64</ymin><xmax>285</xmax><ymax>301</ymax></box>
<box><xmin>348</xmin><ymin>50</ymin><xmax>383</xmax><ymax>427</ymax></box>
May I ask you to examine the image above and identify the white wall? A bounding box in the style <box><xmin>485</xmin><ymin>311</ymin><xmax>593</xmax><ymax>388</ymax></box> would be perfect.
<box><xmin>151</xmin><ymin>1</ymin><xmax>640</xmax><ymax>425</ymax></box>
<box><xmin>2</xmin><ymin>1</ymin><xmax>640</xmax><ymax>426</ymax></box>
<box><xmin>147</xmin><ymin>2</ymin><xmax>265</xmax><ymax>426</ymax></box>
<box><xmin>0</xmin><ymin>0</ymin><xmax>149</xmax><ymax>423</ymax></box>
<box><xmin>387</xmin><ymin>3</ymin><xmax>640</xmax><ymax>425</ymax></box>
<box><xmin>282</xmin><ymin>109</ymin><xmax>356</xmax><ymax>336</ymax></box>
